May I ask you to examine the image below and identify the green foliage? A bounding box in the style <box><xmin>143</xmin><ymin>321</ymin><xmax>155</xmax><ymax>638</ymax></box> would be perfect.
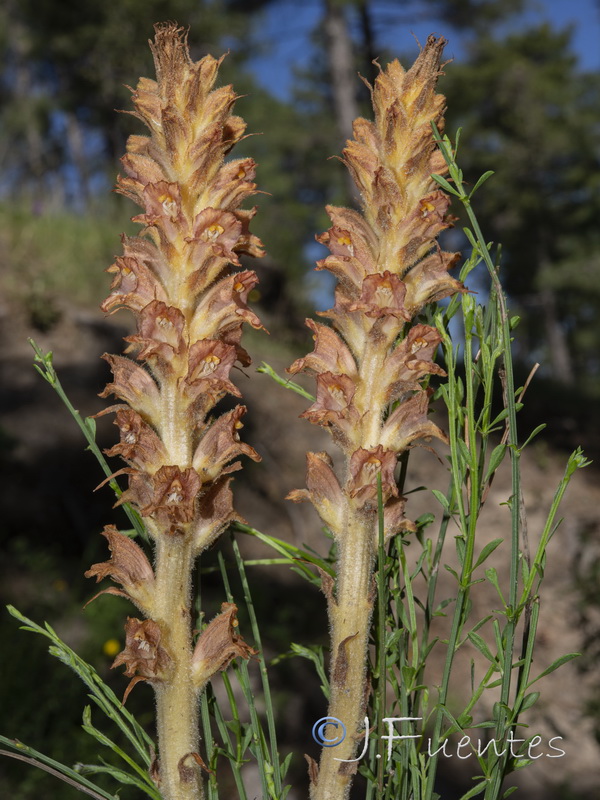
<box><xmin>0</xmin><ymin>0</ymin><xmax>343</xmax><ymax>311</ymax></box>
<box><xmin>441</xmin><ymin>24</ymin><xmax>600</xmax><ymax>386</ymax></box>
<box><xmin>361</xmin><ymin>130</ymin><xmax>588</xmax><ymax>800</ymax></box>
<box><xmin>260</xmin><ymin>132</ymin><xmax>589</xmax><ymax>799</ymax></box>
<box><xmin>1</xmin><ymin>5</ymin><xmax>596</xmax><ymax>798</ymax></box>
<box><xmin>0</xmin><ymin>202</ymin><xmax>132</xmax><ymax>324</ymax></box>
<box><xmin>1</xmin><ymin>1</ymin><xmax>252</xmax><ymax>189</ymax></box>
<box><xmin>2</xmin><ymin>606</ymin><xmax>157</xmax><ymax>799</ymax></box>
<box><xmin>29</xmin><ymin>339</ymin><xmax>147</xmax><ymax>540</ymax></box>
<box><xmin>5</xmin><ymin>148</ymin><xmax>591</xmax><ymax>800</ymax></box>
<box><xmin>3</xmin><ymin>530</ymin><xmax>307</xmax><ymax>800</ymax></box>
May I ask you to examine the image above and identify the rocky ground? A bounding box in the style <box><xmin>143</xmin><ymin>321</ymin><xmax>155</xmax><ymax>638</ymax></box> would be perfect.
<box><xmin>1</xmin><ymin>303</ymin><xmax>599</xmax><ymax>799</ymax></box>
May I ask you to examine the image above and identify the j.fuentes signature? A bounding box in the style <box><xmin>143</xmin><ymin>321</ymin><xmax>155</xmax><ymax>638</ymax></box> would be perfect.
<box><xmin>312</xmin><ymin>716</ymin><xmax>566</xmax><ymax>762</ymax></box>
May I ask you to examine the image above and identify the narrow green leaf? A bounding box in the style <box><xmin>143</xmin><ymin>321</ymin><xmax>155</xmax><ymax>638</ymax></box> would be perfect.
<box><xmin>513</xmin><ymin>758</ymin><xmax>533</xmax><ymax>770</ymax></box>
<box><xmin>432</xmin><ymin>489</ymin><xmax>450</xmax><ymax>512</ymax></box>
<box><xmin>454</xmin><ymin>127</ymin><xmax>462</xmax><ymax>154</ymax></box>
<box><xmin>483</xmin><ymin>444</ymin><xmax>507</xmax><ymax>484</ymax></box>
<box><xmin>459</xmin><ymin>779</ymin><xmax>488</xmax><ymax>800</ymax></box>
<box><xmin>467</xmin><ymin>632</ymin><xmax>497</xmax><ymax>664</ymax></box>
<box><xmin>401</xmin><ymin>665</ymin><xmax>415</xmax><ymax>686</ymax></box>
<box><xmin>0</xmin><ymin>736</ymin><xmax>118</xmax><ymax>800</ymax></box>
<box><xmin>528</xmin><ymin>653</ymin><xmax>580</xmax><ymax>684</ymax></box>
<box><xmin>520</xmin><ymin>554</ymin><xmax>530</xmax><ymax>586</ymax></box>
<box><xmin>280</xmin><ymin>751</ymin><xmax>293</xmax><ymax>779</ymax></box>
<box><xmin>28</xmin><ymin>340</ymin><xmax>148</xmax><ymax>540</ymax></box>
<box><xmin>415</xmin><ymin>512</ymin><xmax>435</xmax><ymax>528</ymax></box>
<box><xmin>485</xmin><ymin>678</ymin><xmax>502</xmax><ymax>689</ymax></box>
<box><xmin>463</xmin><ymin>226</ymin><xmax>479</xmax><ymax>250</ymax></box>
<box><xmin>474</xmin><ymin>538</ymin><xmax>503</xmax><ymax>569</ymax></box>
<box><xmin>456</xmin><ymin>712</ymin><xmax>473</xmax><ymax>729</ymax></box>
<box><xmin>492</xmin><ymin>701</ymin><xmax>511</xmax><ymax>721</ymax></box>
<box><xmin>433</xmin><ymin>599</ymin><xmax>453</xmax><ymax>617</ymax></box>
<box><xmin>85</xmin><ymin>417</ymin><xmax>97</xmax><ymax>438</ymax></box>
<box><xmin>457</xmin><ymin>438</ymin><xmax>473</xmax><ymax>466</ymax></box>
<box><xmin>485</xmin><ymin>567</ymin><xmax>506</xmax><ymax>605</ymax></box>
<box><xmin>438</xmin><ymin>705</ymin><xmax>465</xmax><ymax>737</ymax></box>
<box><xmin>470</xmin><ymin>614</ymin><xmax>494</xmax><ymax>634</ymax></box>
<box><xmin>520</xmin><ymin>424</ymin><xmax>547</xmax><ymax>451</ymax></box>
<box><xmin>282</xmin><ymin>643</ymin><xmax>330</xmax><ymax>699</ymax></box>
<box><xmin>469</xmin><ymin>170</ymin><xmax>495</xmax><ymax>198</ymax></box>
<box><xmin>492</xmin><ymin>619</ymin><xmax>504</xmax><ymax>661</ymax></box>
<box><xmin>431</xmin><ymin>173</ymin><xmax>460</xmax><ymax>196</ymax></box>
<box><xmin>519</xmin><ymin>692</ymin><xmax>540</xmax><ymax>711</ymax></box>
<box><xmin>490</xmin><ymin>404</ymin><xmax>523</xmax><ymax>427</ymax></box>
<box><xmin>234</xmin><ymin>522</ymin><xmax>334</xmax><ymax>579</ymax></box>
<box><xmin>7</xmin><ymin>606</ymin><xmax>154</xmax><ymax>763</ymax></box>
<box><xmin>76</xmin><ymin>762</ymin><xmax>161</xmax><ymax>798</ymax></box>
<box><xmin>81</xmin><ymin>707</ymin><xmax>156</xmax><ymax>791</ymax></box>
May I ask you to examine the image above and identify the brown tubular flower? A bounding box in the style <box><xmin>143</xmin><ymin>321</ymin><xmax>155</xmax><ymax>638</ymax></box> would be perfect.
<box><xmin>113</xmin><ymin>617</ymin><xmax>173</xmax><ymax>703</ymax></box>
<box><xmin>288</xmin><ymin>36</ymin><xmax>461</xmax><ymax>800</ymax></box>
<box><xmin>87</xmin><ymin>24</ymin><xmax>259</xmax><ymax>800</ymax></box>
<box><xmin>191</xmin><ymin>603</ymin><xmax>257</xmax><ymax>690</ymax></box>
<box><xmin>85</xmin><ymin>525</ymin><xmax>155</xmax><ymax>613</ymax></box>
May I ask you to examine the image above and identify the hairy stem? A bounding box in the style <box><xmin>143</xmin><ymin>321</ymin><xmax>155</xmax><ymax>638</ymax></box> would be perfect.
<box><xmin>313</xmin><ymin>509</ymin><xmax>374</xmax><ymax>800</ymax></box>
<box><xmin>154</xmin><ymin>535</ymin><xmax>202</xmax><ymax>800</ymax></box>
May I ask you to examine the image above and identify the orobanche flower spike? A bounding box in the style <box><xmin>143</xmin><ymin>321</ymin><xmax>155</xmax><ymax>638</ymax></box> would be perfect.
<box><xmin>288</xmin><ymin>35</ymin><xmax>463</xmax><ymax>800</ymax></box>
<box><xmin>85</xmin><ymin>24</ymin><xmax>262</xmax><ymax>800</ymax></box>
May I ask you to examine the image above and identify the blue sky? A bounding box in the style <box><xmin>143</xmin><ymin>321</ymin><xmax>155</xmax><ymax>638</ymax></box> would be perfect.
<box><xmin>248</xmin><ymin>0</ymin><xmax>600</xmax><ymax>100</ymax></box>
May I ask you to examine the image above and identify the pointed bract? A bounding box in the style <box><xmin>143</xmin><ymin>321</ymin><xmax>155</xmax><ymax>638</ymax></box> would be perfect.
<box><xmin>113</xmin><ymin>617</ymin><xmax>173</xmax><ymax>701</ymax></box>
<box><xmin>287</xmin><ymin>451</ymin><xmax>346</xmax><ymax>538</ymax></box>
<box><xmin>85</xmin><ymin>525</ymin><xmax>155</xmax><ymax>614</ymax></box>
<box><xmin>191</xmin><ymin>603</ymin><xmax>256</xmax><ymax>689</ymax></box>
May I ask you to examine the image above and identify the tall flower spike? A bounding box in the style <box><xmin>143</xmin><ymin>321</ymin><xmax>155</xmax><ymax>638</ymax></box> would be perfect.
<box><xmin>288</xmin><ymin>35</ymin><xmax>462</xmax><ymax>800</ymax></box>
<box><xmin>88</xmin><ymin>24</ymin><xmax>259</xmax><ymax>800</ymax></box>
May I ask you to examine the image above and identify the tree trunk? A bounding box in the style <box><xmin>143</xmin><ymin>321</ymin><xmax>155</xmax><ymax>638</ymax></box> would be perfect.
<box><xmin>357</xmin><ymin>0</ymin><xmax>378</xmax><ymax>86</ymax></box>
<box><xmin>65</xmin><ymin>111</ymin><xmax>92</xmax><ymax>209</ymax></box>
<box><xmin>539</xmin><ymin>284</ymin><xmax>574</xmax><ymax>385</ymax></box>
<box><xmin>323</xmin><ymin>0</ymin><xmax>360</xmax><ymax>203</ymax></box>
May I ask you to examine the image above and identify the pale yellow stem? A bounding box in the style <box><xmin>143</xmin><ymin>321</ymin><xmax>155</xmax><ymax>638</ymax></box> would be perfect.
<box><xmin>160</xmin><ymin>379</ymin><xmax>192</xmax><ymax>468</ymax></box>
<box><xmin>312</xmin><ymin>506</ymin><xmax>375</xmax><ymax>800</ymax></box>
<box><xmin>154</xmin><ymin>534</ymin><xmax>203</xmax><ymax>800</ymax></box>
<box><xmin>312</xmin><ymin>334</ymin><xmax>392</xmax><ymax>799</ymax></box>
<box><xmin>354</xmin><ymin>340</ymin><xmax>387</xmax><ymax>447</ymax></box>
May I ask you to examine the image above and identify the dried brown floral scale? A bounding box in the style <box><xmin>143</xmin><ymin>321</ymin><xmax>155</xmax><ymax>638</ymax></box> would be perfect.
<box><xmin>288</xmin><ymin>35</ymin><xmax>462</xmax><ymax>800</ymax></box>
<box><xmin>86</xmin><ymin>24</ymin><xmax>260</xmax><ymax>800</ymax></box>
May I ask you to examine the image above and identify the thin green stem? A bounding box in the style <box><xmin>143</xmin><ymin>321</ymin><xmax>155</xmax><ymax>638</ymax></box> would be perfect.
<box><xmin>29</xmin><ymin>339</ymin><xmax>147</xmax><ymax>540</ymax></box>
<box><xmin>199</xmin><ymin>691</ymin><xmax>219</xmax><ymax>800</ymax></box>
<box><xmin>433</xmin><ymin>126</ymin><xmax>522</xmax><ymax>799</ymax></box>
<box><xmin>230</xmin><ymin>536</ymin><xmax>283</xmax><ymax>797</ymax></box>
<box><xmin>0</xmin><ymin>745</ymin><xmax>117</xmax><ymax>800</ymax></box>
